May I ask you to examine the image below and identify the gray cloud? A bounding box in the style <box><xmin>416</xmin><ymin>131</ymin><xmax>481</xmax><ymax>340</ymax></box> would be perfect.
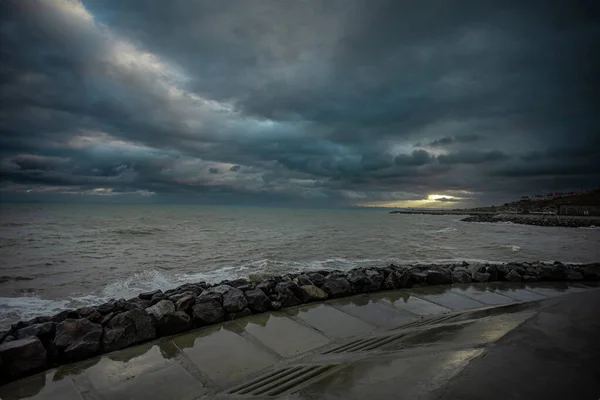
<box><xmin>1</xmin><ymin>0</ymin><xmax>599</xmax><ymax>207</ymax></box>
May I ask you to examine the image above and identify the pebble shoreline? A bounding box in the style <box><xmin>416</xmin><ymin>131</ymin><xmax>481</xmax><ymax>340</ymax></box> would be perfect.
<box><xmin>1</xmin><ymin>260</ymin><xmax>599</xmax><ymax>385</ymax></box>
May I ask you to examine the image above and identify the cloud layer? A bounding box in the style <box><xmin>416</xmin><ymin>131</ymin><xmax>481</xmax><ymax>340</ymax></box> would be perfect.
<box><xmin>1</xmin><ymin>0</ymin><xmax>599</xmax><ymax>207</ymax></box>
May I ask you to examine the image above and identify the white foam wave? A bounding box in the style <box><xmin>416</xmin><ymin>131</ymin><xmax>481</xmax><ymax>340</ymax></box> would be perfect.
<box><xmin>431</xmin><ymin>227</ymin><xmax>457</xmax><ymax>233</ymax></box>
<box><xmin>503</xmin><ymin>245</ymin><xmax>521</xmax><ymax>252</ymax></box>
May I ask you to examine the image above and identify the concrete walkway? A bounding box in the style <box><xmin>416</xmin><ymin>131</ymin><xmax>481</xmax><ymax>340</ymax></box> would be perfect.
<box><xmin>0</xmin><ymin>282</ymin><xmax>597</xmax><ymax>400</ymax></box>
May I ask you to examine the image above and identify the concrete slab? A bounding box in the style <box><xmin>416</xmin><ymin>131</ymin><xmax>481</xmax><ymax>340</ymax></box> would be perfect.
<box><xmin>295</xmin><ymin>349</ymin><xmax>484</xmax><ymax>399</ymax></box>
<box><xmin>329</xmin><ymin>296</ymin><xmax>417</xmax><ymax>328</ymax></box>
<box><xmin>0</xmin><ymin>370</ymin><xmax>83</xmax><ymax>400</ymax></box>
<box><xmin>487</xmin><ymin>282</ymin><xmax>547</xmax><ymax>302</ymax></box>
<box><xmin>285</xmin><ymin>304</ymin><xmax>376</xmax><ymax>339</ymax></box>
<box><xmin>236</xmin><ymin>313</ymin><xmax>329</xmax><ymax>357</ymax></box>
<box><xmin>376</xmin><ymin>291</ymin><xmax>452</xmax><ymax>315</ymax></box>
<box><xmin>450</xmin><ymin>285</ymin><xmax>516</xmax><ymax>306</ymax></box>
<box><xmin>71</xmin><ymin>341</ymin><xmax>207</xmax><ymax>400</ymax></box>
<box><xmin>412</xmin><ymin>287</ymin><xmax>486</xmax><ymax>310</ymax></box>
<box><xmin>171</xmin><ymin>324</ymin><xmax>278</xmax><ymax>385</ymax></box>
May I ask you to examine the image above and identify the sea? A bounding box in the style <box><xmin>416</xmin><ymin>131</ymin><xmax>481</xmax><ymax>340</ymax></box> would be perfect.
<box><xmin>1</xmin><ymin>203</ymin><xmax>599</xmax><ymax>328</ymax></box>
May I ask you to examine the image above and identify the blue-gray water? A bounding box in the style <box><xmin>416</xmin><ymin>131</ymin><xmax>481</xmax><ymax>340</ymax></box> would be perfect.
<box><xmin>1</xmin><ymin>204</ymin><xmax>599</xmax><ymax>328</ymax></box>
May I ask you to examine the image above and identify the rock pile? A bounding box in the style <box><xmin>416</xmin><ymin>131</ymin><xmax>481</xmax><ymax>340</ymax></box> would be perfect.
<box><xmin>461</xmin><ymin>215</ymin><xmax>600</xmax><ymax>228</ymax></box>
<box><xmin>1</xmin><ymin>261</ymin><xmax>598</xmax><ymax>384</ymax></box>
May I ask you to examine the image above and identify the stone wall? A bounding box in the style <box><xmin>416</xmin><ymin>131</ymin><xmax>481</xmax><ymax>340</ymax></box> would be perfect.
<box><xmin>1</xmin><ymin>261</ymin><xmax>599</xmax><ymax>384</ymax></box>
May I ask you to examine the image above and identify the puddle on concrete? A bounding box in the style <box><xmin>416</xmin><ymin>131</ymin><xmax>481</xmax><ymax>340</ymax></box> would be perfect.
<box><xmin>412</xmin><ymin>288</ymin><xmax>486</xmax><ymax>310</ymax></box>
<box><xmin>236</xmin><ymin>313</ymin><xmax>329</xmax><ymax>357</ymax></box>
<box><xmin>375</xmin><ymin>291</ymin><xmax>452</xmax><ymax>315</ymax></box>
<box><xmin>486</xmin><ymin>283</ymin><xmax>547</xmax><ymax>302</ymax></box>
<box><xmin>0</xmin><ymin>370</ymin><xmax>82</xmax><ymax>400</ymax></box>
<box><xmin>171</xmin><ymin>325</ymin><xmax>278</xmax><ymax>385</ymax></box>
<box><xmin>295</xmin><ymin>349</ymin><xmax>483</xmax><ymax>399</ymax></box>
<box><xmin>329</xmin><ymin>296</ymin><xmax>416</xmax><ymax>328</ymax></box>
<box><xmin>285</xmin><ymin>304</ymin><xmax>376</xmax><ymax>339</ymax></box>
<box><xmin>525</xmin><ymin>283</ymin><xmax>590</xmax><ymax>297</ymax></box>
<box><xmin>450</xmin><ymin>285</ymin><xmax>516</xmax><ymax>305</ymax></box>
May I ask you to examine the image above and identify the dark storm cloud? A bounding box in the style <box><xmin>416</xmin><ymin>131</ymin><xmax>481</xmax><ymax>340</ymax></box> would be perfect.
<box><xmin>1</xmin><ymin>0</ymin><xmax>599</xmax><ymax>206</ymax></box>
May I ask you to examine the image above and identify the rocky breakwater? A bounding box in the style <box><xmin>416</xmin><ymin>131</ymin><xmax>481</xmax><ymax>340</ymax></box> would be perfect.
<box><xmin>1</xmin><ymin>261</ymin><xmax>599</xmax><ymax>384</ymax></box>
<box><xmin>461</xmin><ymin>214</ymin><xmax>600</xmax><ymax>228</ymax></box>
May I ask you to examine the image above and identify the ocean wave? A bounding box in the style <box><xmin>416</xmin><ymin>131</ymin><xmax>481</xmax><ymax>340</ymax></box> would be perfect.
<box><xmin>503</xmin><ymin>245</ymin><xmax>521</xmax><ymax>252</ymax></box>
<box><xmin>0</xmin><ymin>276</ymin><xmax>35</xmax><ymax>284</ymax></box>
<box><xmin>431</xmin><ymin>227</ymin><xmax>457</xmax><ymax>233</ymax></box>
<box><xmin>109</xmin><ymin>226</ymin><xmax>165</xmax><ymax>236</ymax></box>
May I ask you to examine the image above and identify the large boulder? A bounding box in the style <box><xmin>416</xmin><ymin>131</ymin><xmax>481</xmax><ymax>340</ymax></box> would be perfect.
<box><xmin>139</xmin><ymin>289</ymin><xmax>162</xmax><ymax>300</ymax></box>
<box><xmin>295</xmin><ymin>275</ymin><xmax>313</xmax><ymax>286</ymax></box>
<box><xmin>471</xmin><ymin>271</ymin><xmax>491</xmax><ymax>283</ymax></box>
<box><xmin>16</xmin><ymin>322</ymin><xmax>56</xmax><ymax>344</ymax></box>
<box><xmin>298</xmin><ymin>285</ymin><xmax>328</xmax><ymax>302</ymax></box>
<box><xmin>146</xmin><ymin>300</ymin><xmax>190</xmax><ymax>336</ymax></box>
<box><xmin>363</xmin><ymin>270</ymin><xmax>384</xmax><ymax>292</ymax></box>
<box><xmin>222</xmin><ymin>287</ymin><xmax>248</xmax><ymax>313</ymax></box>
<box><xmin>451</xmin><ymin>270</ymin><xmax>472</xmax><ymax>284</ymax></box>
<box><xmin>192</xmin><ymin>300</ymin><xmax>225</xmax><ymax>325</ymax></box>
<box><xmin>175</xmin><ymin>295</ymin><xmax>196</xmax><ymax>312</ymax></box>
<box><xmin>52</xmin><ymin>310</ymin><xmax>79</xmax><ymax>323</ymax></box>
<box><xmin>245</xmin><ymin>289</ymin><xmax>271</xmax><ymax>313</ymax></box>
<box><xmin>0</xmin><ymin>337</ymin><xmax>47</xmax><ymax>381</ymax></box>
<box><xmin>321</xmin><ymin>277</ymin><xmax>352</xmax><ymax>298</ymax></box>
<box><xmin>425</xmin><ymin>269</ymin><xmax>452</xmax><ymax>285</ymax></box>
<box><xmin>255</xmin><ymin>280</ymin><xmax>274</xmax><ymax>295</ymax></box>
<box><xmin>383</xmin><ymin>269</ymin><xmax>412</xmax><ymax>289</ymax></box>
<box><xmin>53</xmin><ymin>319</ymin><xmax>102</xmax><ymax>362</ymax></box>
<box><xmin>306</xmin><ymin>272</ymin><xmax>326</xmax><ymax>288</ymax></box>
<box><xmin>566</xmin><ymin>270</ymin><xmax>584</xmax><ymax>281</ymax></box>
<box><xmin>274</xmin><ymin>281</ymin><xmax>303</xmax><ymax>307</ymax></box>
<box><xmin>410</xmin><ymin>271</ymin><xmax>428</xmax><ymax>285</ymax></box>
<box><xmin>103</xmin><ymin>309</ymin><xmax>156</xmax><ymax>353</ymax></box>
<box><xmin>505</xmin><ymin>269</ymin><xmax>522</xmax><ymax>282</ymax></box>
<box><xmin>346</xmin><ymin>271</ymin><xmax>370</xmax><ymax>293</ymax></box>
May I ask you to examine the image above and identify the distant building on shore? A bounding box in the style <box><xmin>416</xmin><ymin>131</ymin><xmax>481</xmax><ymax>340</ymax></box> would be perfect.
<box><xmin>520</xmin><ymin>196</ymin><xmax>530</xmax><ymax>201</ymax></box>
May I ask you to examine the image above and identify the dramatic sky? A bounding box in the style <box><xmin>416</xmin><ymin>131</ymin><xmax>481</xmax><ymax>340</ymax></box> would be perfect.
<box><xmin>1</xmin><ymin>0</ymin><xmax>599</xmax><ymax>207</ymax></box>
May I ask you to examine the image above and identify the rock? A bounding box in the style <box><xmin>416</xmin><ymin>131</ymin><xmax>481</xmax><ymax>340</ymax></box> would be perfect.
<box><xmin>451</xmin><ymin>270</ymin><xmax>472</xmax><ymax>284</ymax></box>
<box><xmin>0</xmin><ymin>330</ymin><xmax>9</xmax><ymax>344</ymax></box>
<box><xmin>227</xmin><ymin>308</ymin><xmax>253</xmax><ymax>320</ymax></box>
<box><xmin>566</xmin><ymin>270</ymin><xmax>584</xmax><ymax>281</ymax></box>
<box><xmin>197</xmin><ymin>289</ymin><xmax>223</xmax><ymax>304</ymax></box>
<box><xmin>101</xmin><ymin>312</ymin><xmax>114</xmax><ymax>326</ymax></box>
<box><xmin>192</xmin><ymin>300</ymin><xmax>225</xmax><ymax>325</ymax></box>
<box><xmin>296</xmin><ymin>275</ymin><xmax>313</xmax><ymax>286</ymax></box>
<box><xmin>76</xmin><ymin>307</ymin><xmax>96</xmax><ymax>317</ymax></box>
<box><xmin>383</xmin><ymin>270</ymin><xmax>412</xmax><ymax>289</ymax></box>
<box><xmin>169</xmin><ymin>291</ymin><xmax>197</xmax><ymax>303</ymax></box>
<box><xmin>471</xmin><ymin>271</ymin><xmax>491</xmax><ymax>283</ymax></box>
<box><xmin>496</xmin><ymin>264</ymin><xmax>510</xmax><ymax>280</ymax></box>
<box><xmin>410</xmin><ymin>271</ymin><xmax>428</xmax><ymax>285</ymax></box>
<box><xmin>126</xmin><ymin>298</ymin><xmax>152</xmax><ymax>310</ymax></box>
<box><xmin>461</xmin><ymin>261</ymin><xmax>469</xmax><ymax>267</ymax></box>
<box><xmin>426</xmin><ymin>269</ymin><xmax>452</xmax><ymax>285</ymax></box>
<box><xmin>86</xmin><ymin>311</ymin><xmax>103</xmax><ymax>324</ymax></box>
<box><xmin>298</xmin><ymin>285</ymin><xmax>328</xmax><ymax>302</ymax></box>
<box><xmin>306</xmin><ymin>272</ymin><xmax>326</xmax><ymax>288</ymax></box>
<box><xmin>270</xmin><ymin>301</ymin><xmax>282</xmax><ymax>310</ymax></box>
<box><xmin>157</xmin><ymin>311</ymin><xmax>191</xmax><ymax>336</ymax></box>
<box><xmin>54</xmin><ymin>319</ymin><xmax>102</xmax><ymax>361</ymax></box>
<box><xmin>227</xmin><ymin>278</ymin><xmax>251</xmax><ymax>288</ymax></box>
<box><xmin>222</xmin><ymin>287</ymin><xmax>249</xmax><ymax>313</ymax></box>
<box><xmin>97</xmin><ymin>301</ymin><xmax>117</xmax><ymax>314</ymax></box>
<box><xmin>16</xmin><ymin>322</ymin><xmax>56</xmax><ymax>342</ymax></box>
<box><xmin>256</xmin><ymin>280</ymin><xmax>274</xmax><ymax>295</ymax></box>
<box><xmin>0</xmin><ymin>337</ymin><xmax>47</xmax><ymax>380</ymax></box>
<box><xmin>274</xmin><ymin>282</ymin><xmax>303</xmax><ymax>307</ymax></box>
<box><xmin>244</xmin><ymin>289</ymin><xmax>271</xmax><ymax>313</ymax></box>
<box><xmin>346</xmin><ymin>271</ymin><xmax>370</xmax><ymax>293</ymax></box>
<box><xmin>139</xmin><ymin>290</ymin><xmax>162</xmax><ymax>300</ymax></box>
<box><xmin>505</xmin><ymin>269</ymin><xmax>522</xmax><ymax>282</ymax></box>
<box><xmin>103</xmin><ymin>309</ymin><xmax>156</xmax><ymax>353</ymax></box>
<box><xmin>321</xmin><ymin>277</ymin><xmax>352</xmax><ymax>298</ymax></box>
<box><xmin>522</xmin><ymin>274</ymin><xmax>538</xmax><ymax>282</ymax></box>
<box><xmin>4</xmin><ymin>335</ymin><xmax>15</xmax><ymax>342</ymax></box>
<box><xmin>364</xmin><ymin>270</ymin><xmax>384</xmax><ymax>292</ymax></box>
<box><xmin>578</xmin><ymin>267</ymin><xmax>600</xmax><ymax>281</ymax></box>
<box><xmin>146</xmin><ymin>300</ymin><xmax>176</xmax><ymax>321</ymax></box>
<box><xmin>150</xmin><ymin>293</ymin><xmax>166</xmax><ymax>306</ymax></box>
<box><xmin>52</xmin><ymin>310</ymin><xmax>79</xmax><ymax>323</ymax></box>
<box><xmin>540</xmin><ymin>264</ymin><xmax>567</xmax><ymax>281</ymax></box>
<box><xmin>175</xmin><ymin>295</ymin><xmax>196</xmax><ymax>312</ymax></box>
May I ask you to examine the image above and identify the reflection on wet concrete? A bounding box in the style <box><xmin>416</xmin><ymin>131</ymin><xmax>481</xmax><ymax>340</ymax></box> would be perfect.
<box><xmin>286</xmin><ymin>304</ymin><xmax>375</xmax><ymax>338</ymax></box>
<box><xmin>411</xmin><ymin>288</ymin><xmax>486</xmax><ymax>310</ymax></box>
<box><xmin>449</xmin><ymin>285</ymin><xmax>516</xmax><ymax>305</ymax></box>
<box><xmin>237</xmin><ymin>314</ymin><xmax>329</xmax><ymax>357</ymax></box>
<box><xmin>329</xmin><ymin>296</ymin><xmax>416</xmax><ymax>328</ymax></box>
<box><xmin>377</xmin><ymin>291</ymin><xmax>452</xmax><ymax>315</ymax></box>
<box><xmin>172</xmin><ymin>325</ymin><xmax>278</xmax><ymax>385</ymax></box>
